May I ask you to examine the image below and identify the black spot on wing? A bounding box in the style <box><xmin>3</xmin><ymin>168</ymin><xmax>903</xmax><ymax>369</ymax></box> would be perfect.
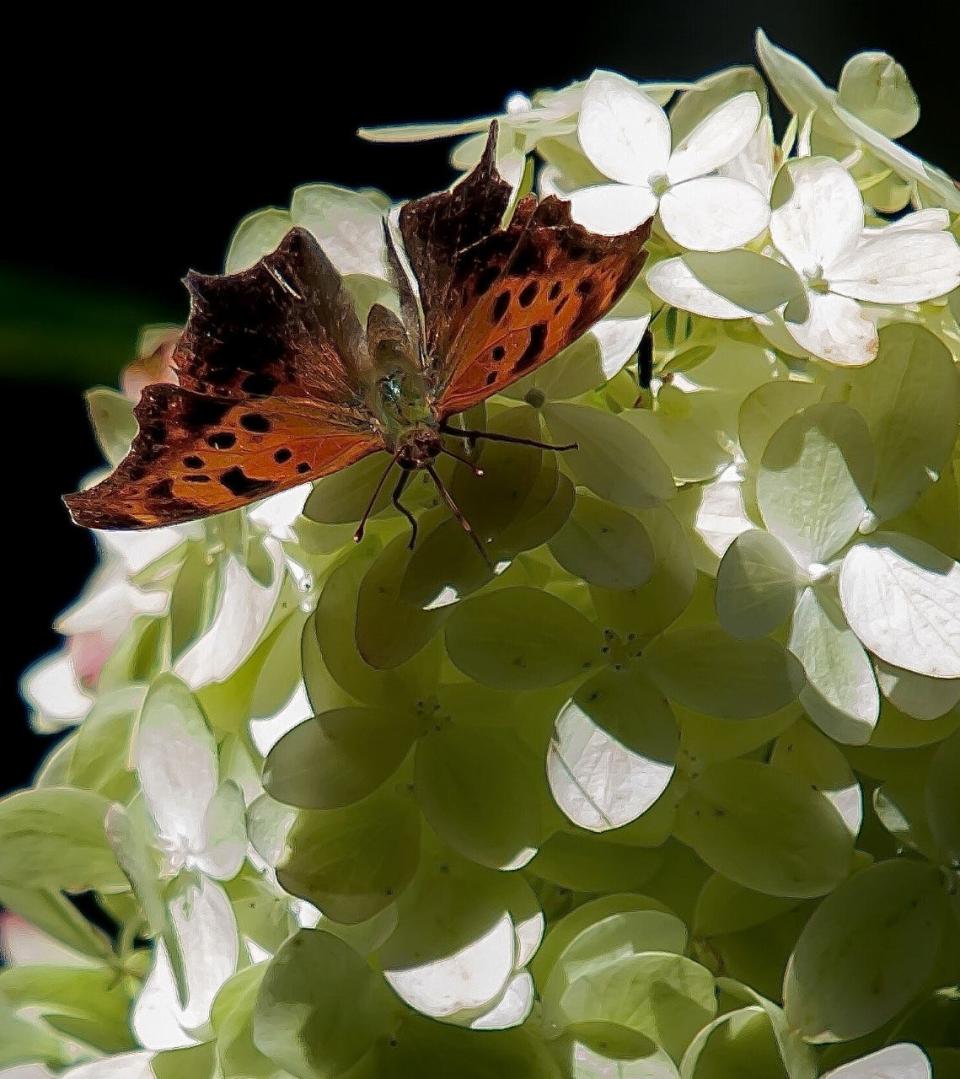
<box><xmin>208</xmin><ymin>432</ymin><xmax>237</xmax><ymax>450</ymax></box>
<box><xmin>220</xmin><ymin>467</ymin><xmax>275</xmax><ymax>498</ymax></box>
<box><xmin>240</xmin><ymin>413</ymin><xmax>271</xmax><ymax>433</ymax></box>
<box><xmin>241</xmin><ymin>373</ymin><xmax>278</xmax><ymax>396</ymax></box>
<box><xmin>274</xmin><ymin>448</ymin><xmax>292</xmax><ymax>463</ymax></box>
<box><xmin>181</xmin><ymin>397</ymin><xmax>232</xmax><ymax>430</ymax></box>
<box><xmin>512</xmin><ymin>322</ymin><xmax>548</xmax><ymax>374</ymax></box>
<box><xmin>518</xmin><ymin>281</ymin><xmax>539</xmax><ymax>307</ymax></box>
<box><xmin>492</xmin><ymin>291</ymin><xmax>511</xmax><ymax>323</ymax></box>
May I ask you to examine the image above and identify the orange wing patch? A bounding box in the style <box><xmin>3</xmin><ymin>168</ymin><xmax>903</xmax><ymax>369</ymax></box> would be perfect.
<box><xmin>436</xmin><ymin>196</ymin><xmax>650</xmax><ymax>416</ymax></box>
<box><xmin>397</xmin><ymin>124</ymin><xmax>651</xmax><ymax>419</ymax></box>
<box><xmin>65</xmin><ymin>385</ymin><xmax>382</xmax><ymax>529</ymax></box>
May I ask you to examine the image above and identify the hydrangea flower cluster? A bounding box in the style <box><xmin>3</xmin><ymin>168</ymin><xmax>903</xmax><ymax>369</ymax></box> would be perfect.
<box><xmin>5</xmin><ymin>31</ymin><xmax>960</xmax><ymax>1079</ymax></box>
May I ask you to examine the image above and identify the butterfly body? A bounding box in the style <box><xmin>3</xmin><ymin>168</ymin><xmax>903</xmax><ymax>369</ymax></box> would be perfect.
<box><xmin>66</xmin><ymin>123</ymin><xmax>652</xmax><ymax>537</ymax></box>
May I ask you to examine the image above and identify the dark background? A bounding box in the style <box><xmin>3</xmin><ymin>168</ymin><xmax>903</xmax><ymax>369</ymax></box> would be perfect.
<box><xmin>5</xmin><ymin>1</ymin><xmax>959</xmax><ymax>793</ymax></box>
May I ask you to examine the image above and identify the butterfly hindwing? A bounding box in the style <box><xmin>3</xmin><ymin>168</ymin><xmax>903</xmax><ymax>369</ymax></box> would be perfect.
<box><xmin>397</xmin><ymin>124</ymin><xmax>651</xmax><ymax>417</ymax></box>
<box><xmin>65</xmin><ymin>384</ymin><xmax>382</xmax><ymax>529</ymax></box>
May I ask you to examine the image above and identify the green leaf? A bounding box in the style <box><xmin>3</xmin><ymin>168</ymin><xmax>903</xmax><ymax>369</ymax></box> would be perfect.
<box><xmin>264</xmin><ymin>707</ymin><xmax>418</xmax><ymax>809</ymax></box>
<box><xmin>547</xmin><ymin>666</ymin><xmax>678</xmax><ymax>833</ymax></box>
<box><xmin>926</xmin><ymin>728</ymin><xmax>960</xmax><ymax>866</ymax></box>
<box><xmin>85</xmin><ymin>387</ymin><xmax>137</xmax><ymax>467</ymax></box>
<box><xmin>788</xmin><ymin>586</ymin><xmax>879</xmax><ymax>745</ymax></box>
<box><xmin>679</xmin><ymin>1006</ymin><xmax>787</xmax><ymax>1079</ymax></box>
<box><xmin>277</xmin><ymin>785</ymin><xmax>420</xmax><ymax>923</ymax></box>
<box><xmin>542</xmin><ymin>909</ymin><xmax>688</xmax><ymax>1022</ymax></box>
<box><xmin>716</xmin><ymin>979</ymin><xmax>817</xmax><ymax>1079</ymax></box>
<box><xmin>675</xmin><ymin>760</ymin><xmax>854</xmax><ymax>897</ymax></box>
<box><xmin>211</xmin><ymin>965</ymin><xmax>277</xmax><ymax>1079</ymax></box>
<box><xmin>0</xmin><ymin>1000</ymin><xmax>71</xmax><ymax>1069</ymax></box>
<box><xmin>738</xmin><ymin>381</ymin><xmax>824</xmax><ymax>464</ymax></box>
<box><xmin>0</xmin><ymin>787</ymin><xmax>124</xmax><ymax>893</ymax></box>
<box><xmin>591</xmin><ymin>507</ymin><xmax>696</xmax><ymax>643</ymax></box>
<box><xmin>304</xmin><ymin>452</ymin><xmax>397</xmax><ymax>525</ymax></box>
<box><xmin>715</xmin><ymin>530</ymin><xmax>798</xmax><ymax>639</ymax></box>
<box><xmin>624</xmin><ymin>397</ymin><xmax>731</xmax><ymax>485</ymax></box>
<box><xmin>847</xmin><ymin>323</ymin><xmax>960</xmax><ymax>521</ymax></box>
<box><xmin>770</xmin><ymin>721</ymin><xmax>862</xmax><ymax>837</ymax></box>
<box><xmin>549</xmin><ymin>495</ymin><xmax>655</xmax><ymax>590</ymax></box>
<box><xmin>445</xmin><ymin>587</ymin><xmax>600</xmax><ymax>689</ymax></box>
<box><xmin>543</xmin><ymin>403</ymin><xmax>675</xmax><ymax>509</ymax></box>
<box><xmin>757</xmin><ymin>403</ymin><xmax>875</xmax><ymax>566</ymax></box>
<box><xmin>559</xmin><ymin>952</ymin><xmax>716</xmax><ymax>1062</ymax></box>
<box><xmin>253</xmin><ymin>929</ymin><xmax>395</xmax><ymax>1079</ymax></box>
<box><xmin>225</xmin><ymin>207</ymin><xmax>293</xmax><ymax>272</ymax></box>
<box><xmin>0</xmin><ymin>885</ymin><xmax>112</xmax><ymax>962</ymax></box>
<box><xmin>531</xmin><ymin>893</ymin><xmax>677</xmax><ymax>990</ymax></box>
<box><xmin>683</xmin><ymin>250</ymin><xmax>806</xmax><ymax>316</ymax></box>
<box><xmin>310</xmin><ymin>550</ymin><xmax>439</xmax><ymax>707</ymax></box>
<box><xmin>693</xmin><ymin>875</ymin><xmax>801</xmax><ymax>939</ymax></box>
<box><xmin>837</xmin><ymin>52</ymin><xmax>919</xmax><ymax>138</ymax></box>
<box><xmin>356</xmin><ymin>533</ymin><xmax>449</xmax><ymax>669</ymax></box>
<box><xmin>67</xmin><ymin>686</ymin><xmax>142</xmax><ymax>801</ymax></box>
<box><xmin>151</xmin><ymin>1042</ymin><xmax>218</xmax><ymax>1079</ymax></box>
<box><xmin>784</xmin><ymin>859</ymin><xmax>949</xmax><ymax>1042</ymax></box>
<box><xmin>415</xmin><ymin>721</ymin><xmax>543</xmax><ymax>870</ymax></box>
<box><xmin>644</xmin><ymin>627</ymin><xmax>803</xmax><ymax>719</ymax></box>
<box><xmin>0</xmin><ymin>964</ymin><xmax>136</xmax><ymax>1054</ymax></box>
<box><xmin>529</xmin><ymin>833</ymin><xmax>664</xmax><ymax>893</ymax></box>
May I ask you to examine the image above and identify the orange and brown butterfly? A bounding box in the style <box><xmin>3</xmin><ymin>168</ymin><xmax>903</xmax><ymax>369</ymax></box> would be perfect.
<box><xmin>65</xmin><ymin>123</ymin><xmax>652</xmax><ymax>551</ymax></box>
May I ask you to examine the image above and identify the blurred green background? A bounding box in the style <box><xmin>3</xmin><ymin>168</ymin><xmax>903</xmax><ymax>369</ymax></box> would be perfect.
<box><xmin>5</xmin><ymin>1</ymin><xmax>958</xmax><ymax>791</ymax></box>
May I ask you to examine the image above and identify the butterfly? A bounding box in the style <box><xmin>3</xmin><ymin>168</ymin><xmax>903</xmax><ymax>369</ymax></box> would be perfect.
<box><xmin>65</xmin><ymin>123</ymin><xmax>652</xmax><ymax>553</ymax></box>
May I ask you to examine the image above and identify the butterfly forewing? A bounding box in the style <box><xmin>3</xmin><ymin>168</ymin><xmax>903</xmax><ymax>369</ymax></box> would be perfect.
<box><xmin>66</xmin><ymin>385</ymin><xmax>381</xmax><ymax>529</ymax></box>
<box><xmin>176</xmin><ymin>227</ymin><xmax>368</xmax><ymax>404</ymax></box>
<box><xmin>398</xmin><ymin>124</ymin><xmax>651</xmax><ymax>417</ymax></box>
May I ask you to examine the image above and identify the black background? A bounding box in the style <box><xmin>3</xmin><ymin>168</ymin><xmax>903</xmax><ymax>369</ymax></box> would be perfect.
<box><xmin>4</xmin><ymin>0</ymin><xmax>959</xmax><ymax>793</ymax></box>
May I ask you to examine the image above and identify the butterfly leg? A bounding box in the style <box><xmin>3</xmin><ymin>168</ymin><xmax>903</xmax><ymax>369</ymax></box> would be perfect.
<box><xmin>425</xmin><ymin>464</ymin><xmax>491</xmax><ymax>566</ymax></box>
<box><xmin>392</xmin><ymin>470</ymin><xmax>419</xmax><ymax>550</ymax></box>
<box><xmin>440</xmin><ymin>423</ymin><xmax>577</xmax><ymax>453</ymax></box>
<box><xmin>354</xmin><ymin>452</ymin><xmax>399</xmax><ymax>544</ymax></box>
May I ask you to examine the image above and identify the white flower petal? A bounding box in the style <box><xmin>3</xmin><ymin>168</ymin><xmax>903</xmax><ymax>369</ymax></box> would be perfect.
<box><xmin>770</xmin><ymin>159</ymin><xmax>864</xmax><ymax>275</ymax></box>
<box><xmin>835</xmin><ymin>105</ymin><xmax>960</xmax><ymax>213</ymax></box>
<box><xmin>823</xmin><ymin>1043</ymin><xmax>931</xmax><ymax>1079</ymax></box>
<box><xmin>174</xmin><ymin>542</ymin><xmax>284</xmax><ymax>689</ymax></box>
<box><xmin>578</xmin><ymin>70</ymin><xmax>671</xmax><ymax>185</ymax></box>
<box><xmin>593</xmin><ymin>315</ymin><xmax>652</xmax><ymax>380</ymax></box>
<box><xmin>194</xmin><ymin>780</ymin><xmax>247</xmax><ymax>881</ymax></box>
<box><xmin>136</xmin><ymin>676</ymin><xmax>218</xmax><ymax>854</ymax></box>
<box><xmin>667</xmin><ymin>92</ymin><xmax>762</xmax><ymax>184</ymax></box>
<box><xmin>470</xmin><ymin>972</ymin><xmax>534</xmax><ymax>1030</ymax></box>
<box><xmin>385</xmin><ymin>913</ymin><xmax>516</xmax><ymax>1019</ymax></box>
<box><xmin>864</xmin><ymin>208</ymin><xmax>950</xmax><ymax>235</ymax></box>
<box><xmin>567</xmin><ymin>183</ymin><xmax>658</xmax><ymax>235</ymax></box>
<box><xmin>719</xmin><ymin>115</ymin><xmax>775</xmax><ymax>197</ymax></box>
<box><xmin>248</xmin><ymin>484</ymin><xmax>310</xmax><ymax>541</ymax></box>
<box><xmin>828</xmin><ymin>229</ymin><xmax>960</xmax><ymax>304</ymax></box>
<box><xmin>98</xmin><ymin>524</ymin><xmax>196</xmax><ymax>575</ymax></box>
<box><xmin>660</xmin><ymin>177</ymin><xmax>770</xmax><ymax>251</ymax></box>
<box><xmin>20</xmin><ymin>650</ymin><xmax>92</xmax><ymax>731</ymax></box>
<box><xmin>133</xmin><ymin>877</ymin><xmax>238</xmax><ymax>1047</ymax></box>
<box><xmin>63</xmin><ymin>1054</ymin><xmax>155</xmax><ymax>1079</ymax></box>
<box><xmin>647</xmin><ymin>257</ymin><xmax>755</xmax><ymax>319</ymax></box>
<box><xmin>784</xmin><ymin>291</ymin><xmax>878</xmax><ymax>366</ymax></box>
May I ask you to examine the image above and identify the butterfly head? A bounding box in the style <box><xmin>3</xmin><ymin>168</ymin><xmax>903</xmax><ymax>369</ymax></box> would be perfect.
<box><xmin>396</xmin><ymin>426</ymin><xmax>442</xmax><ymax>471</ymax></box>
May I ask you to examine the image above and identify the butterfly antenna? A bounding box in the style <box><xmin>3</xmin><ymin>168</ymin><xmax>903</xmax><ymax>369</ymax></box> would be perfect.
<box><xmin>426</xmin><ymin>464</ymin><xmax>491</xmax><ymax>566</ymax></box>
<box><xmin>440</xmin><ymin>446</ymin><xmax>484</xmax><ymax>476</ymax></box>
<box><xmin>391</xmin><ymin>470</ymin><xmax>419</xmax><ymax>549</ymax></box>
<box><xmin>440</xmin><ymin>423</ymin><xmax>577</xmax><ymax>453</ymax></box>
<box><xmin>354</xmin><ymin>453</ymin><xmax>400</xmax><ymax>544</ymax></box>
